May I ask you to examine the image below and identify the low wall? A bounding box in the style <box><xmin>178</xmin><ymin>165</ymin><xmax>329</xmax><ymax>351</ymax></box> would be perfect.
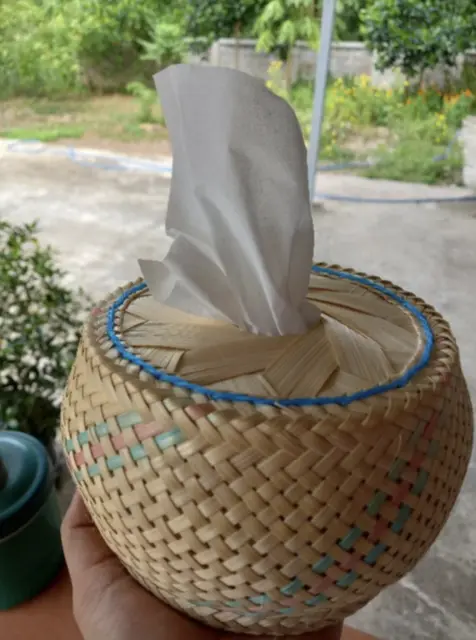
<box><xmin>209</xmin><ymin>39</ymin><xmax>476</xmax><ymax>88</ymax></box>
<box><xmin>462</xmin><ymin>117</ymin><xmax>476</xmax><ymax>190</ymax></box>
<box><xmin>209</xmin><ymin>39</ymin><xmax>371</xmax><ymax>83</ymax></box>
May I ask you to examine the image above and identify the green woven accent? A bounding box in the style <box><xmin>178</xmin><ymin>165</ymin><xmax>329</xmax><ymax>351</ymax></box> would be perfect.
<box><xmin>106</xmin><ymin>455</ymin><xmax>124</xmax><ymax>471</ymax></box>
<box><xmin>117</xmin><ymin>411</ymin><xmax>143</xmax><ymax>430</ymax></box>
<box><xmin>312</xmin><ymin>555</ymin><xmax>334</xmax><ymax>574</ymax></box>
<box><xmin>305</xmin><ymin>594</ymin><xmax>328</xmax><ymax>606</ymax></box>
<box><xmin>389</xmin><ymin>458</ymin><xmax>406</xmax><ymax>482</ymax></box>
<box><xmin>392</xmin><ymin>504</ymin><xmax>412</xmax><ymax>533</ymax></box>
<box><xmin>249</xmin><ymin>595</ymin><xmax>272</xmax><ymax>605</ymax></box>
<box><xmin>65</xmin><ymin>439</ymin><xmax>75</xmax><ymax>453</ymax></box>
<box><xmin>412</xmin><ymin>469</ymin><xmax>429</xmax><ymax>496</ymax></box>
<box><xmin>154</xmin><ymin>427</ymin><xmax>183</xmax><ymax>450</ymax></box>
<box><xmin>87</xmin><ymin>463</ymin><xmax>101</xmax><ymax>478</ymax></box>
<box><xmin>336</xmin><ymin>570</ymin><xmax>358</xmax><ymax>588</ymax></box>
<box><xmin>364</xmin><ymin>542</ymin><xmax>387</xmax><ymax>565</ymax></box>
<box><xmin>339</xmin><ymin>527</ymin><xmax>362</xmax><ymax>550</ymax></box>
<box><xmin>130</xmin><ymin>443</ymin><xmax>147</xmax><ymax>461</ymax></box>
<box><xmin>280</xmin><ymin>579</ymin><xmax>303</xmax><ymax>596</ymax></box>
<box><xmin>77</xmin><ymin>431</ymin><xmax>89</xmax><ymax>445</ymax></box>
<box><xmin>367</xmin><ymin>490</ymin><xmax>387</xmax><ymax>516</ymax></box>
<box><xmin>95</xmin><ymin>421</ymin><xmax>109</xmax><ymax>437</ymax></box>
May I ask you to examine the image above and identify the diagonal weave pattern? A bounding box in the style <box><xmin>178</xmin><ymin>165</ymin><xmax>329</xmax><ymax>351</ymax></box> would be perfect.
<box><xmin>60</xmin><ymin>264</ymin><xmax>473</xmax><ymax>635</ymax></box>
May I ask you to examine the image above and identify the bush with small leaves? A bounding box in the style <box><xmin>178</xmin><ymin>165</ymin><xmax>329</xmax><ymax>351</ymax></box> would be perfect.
<box><xmin>0</xmin><ymin>220</ymin><xmax>89</xmax><ymax>447</ymax></box>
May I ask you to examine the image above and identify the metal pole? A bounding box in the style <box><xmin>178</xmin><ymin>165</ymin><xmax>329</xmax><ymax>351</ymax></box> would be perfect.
<box><xmin>307</xmin><ymin>0</ymin><xmax>338</xmax><ymax>201</ymax></box>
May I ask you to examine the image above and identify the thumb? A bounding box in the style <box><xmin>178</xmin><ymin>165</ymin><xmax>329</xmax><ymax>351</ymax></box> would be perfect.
<box><xmin>61</xmin><ymin>490</ymin><xmax>120</xmax><ymax>580</ymax></box>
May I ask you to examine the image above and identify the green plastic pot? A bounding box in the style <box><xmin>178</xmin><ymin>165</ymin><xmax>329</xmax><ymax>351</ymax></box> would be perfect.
<box><xmin>0</xmin><ymin>431</ymin><xmax>64</xmax><ymax>610</ymax></box>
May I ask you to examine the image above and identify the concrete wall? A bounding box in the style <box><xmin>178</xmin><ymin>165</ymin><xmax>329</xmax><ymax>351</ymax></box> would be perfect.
<box><xmin>209</xmin><ymin>39</ymin><xmax>371</xmax><ymax>83</ymax></box>
<box><xmin>209</xmin><ymin>39</ymin><xmax>476</xmax><ymax>88</ymax></box>
<box><xmin>372</xmin><ymin>54</ymin><xmax>466</xmax><ymax>89</ymax></box>
<box><xmin>462</xmin><ymin>117</ymin><xmax>476</xmax><ymax>190</ymax></box>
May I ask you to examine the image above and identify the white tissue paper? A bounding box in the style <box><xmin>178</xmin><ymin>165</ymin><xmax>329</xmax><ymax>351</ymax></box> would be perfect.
<box><xmin>139</xmin><ymin>64</ymin><xmax>320</xmax><ymax>336</ymax></box>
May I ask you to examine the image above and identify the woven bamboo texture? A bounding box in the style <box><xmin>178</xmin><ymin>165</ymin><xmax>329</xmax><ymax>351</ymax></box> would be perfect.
<box><xmin>60</xmin><ymin>264</ymin><xmax>473</xmax><ymax>635</ymax></box>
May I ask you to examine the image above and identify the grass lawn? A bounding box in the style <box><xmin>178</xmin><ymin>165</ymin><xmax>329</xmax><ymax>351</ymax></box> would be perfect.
<box><xmin>0</xmin><ymin>95</ymin><xmax>171</xmax><ymax>156</ymax></box>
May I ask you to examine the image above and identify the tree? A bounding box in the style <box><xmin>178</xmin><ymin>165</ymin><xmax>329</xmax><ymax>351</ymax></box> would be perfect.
<box><xmin>254</xmin><ymin>0</ymin><xmax>319</xmax><ymax>88</ymax></box>
<box><xmin>187</xmin><ymin>0</ymin><xmax>266</xmax><ymax>53</ymax></box>
<box><xmin>362</xmin><ymin>0</ymin><xmax>476</xmax><ymax>86</ymax></box>
<box><xmin>335</xmin><ymin>0</ymin><xmax>368</xmax><ymax>42</ymax></box>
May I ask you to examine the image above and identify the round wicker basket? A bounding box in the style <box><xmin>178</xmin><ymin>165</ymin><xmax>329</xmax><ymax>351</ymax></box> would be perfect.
<box><xmin>61</xmin><ymin>263</ymin><xmax>473</xmax><ymax>636</ymax></box>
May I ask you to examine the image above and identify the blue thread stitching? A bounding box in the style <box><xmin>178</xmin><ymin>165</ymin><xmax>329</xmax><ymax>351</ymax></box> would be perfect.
<box><xmin>105</xmin><ymin>266</ymin><xmax>434</xmax><ymax>407</ymax></box>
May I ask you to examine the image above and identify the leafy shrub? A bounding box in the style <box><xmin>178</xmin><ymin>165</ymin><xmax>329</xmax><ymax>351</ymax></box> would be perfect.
<box><xmin>0</xmin><ymin>220</ymin><xmax>89</xmax><ymax>446</ymax></box>
<box><xmin>364</xmin><ymin>136</ymin><xmax>463</xmax><ymax>185</ymax></box>
<box><xmin>126</xmin><ymin>82</ymin><xmax>164</xmax><ymax>125</ymax></box>
<box><xmin>140</xmin><ymin>22</ymin><xmax>188</xmax><ymax>68</ymax></box>
<box><xmin>362</xmin><ymin>0</ymin><xmax>476</xmax><ymax>82</ymax></box>
<box><xmin>0</xmin><ymin>0</ymin><xmax>187</xmax><ymax>98</ymax></box>
<box><xmin>0</xmin><ymin>1</ymin><xmax>82</xmax><ymax>98</ymax></box>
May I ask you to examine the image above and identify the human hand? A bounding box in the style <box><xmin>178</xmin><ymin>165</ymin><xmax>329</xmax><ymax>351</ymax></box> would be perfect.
<box><xmin>62</xmin><ymin>492</ymin><xmax>342</xmax><ymax>640</ymax></box>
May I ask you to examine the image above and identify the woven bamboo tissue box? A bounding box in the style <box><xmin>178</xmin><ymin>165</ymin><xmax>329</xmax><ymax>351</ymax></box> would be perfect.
<box><xmin>60</xmin><ymin>65</ymin><xmax>473</xmax><ymax>636</ymax></box>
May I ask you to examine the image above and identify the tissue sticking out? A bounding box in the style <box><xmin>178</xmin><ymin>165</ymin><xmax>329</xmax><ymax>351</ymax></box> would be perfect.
<box><xmin>139</xmin><ymin>64</ymin><xmax>320</xmax><ymax>336</ymax></box>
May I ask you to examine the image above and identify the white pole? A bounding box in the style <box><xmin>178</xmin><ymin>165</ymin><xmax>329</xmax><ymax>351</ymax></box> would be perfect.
<box><xmin>307</xmin><ymin>0</ymin><xmax>338</xmax><ymax>201</ymax></box>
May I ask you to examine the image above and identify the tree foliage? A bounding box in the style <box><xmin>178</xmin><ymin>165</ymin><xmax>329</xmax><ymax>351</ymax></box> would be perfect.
<box><xmin>187</xmin><ymin>0</ymin><xmax>266</xmax><ymax>49</ymax></box>
<box><xmin>335</xmin><ymin>0</ymin><xmax>368</xmax><ymax>41</ymax></box>
<box><xmin>362</xmin><ymin>0</ymin><xmax>476</xmax><ymax>80</ymax></box>
<box><xmin>255</xmin><ymin>0</ymin><xmax>319</xmax><ymax>62</ymax></box>
<box><xmin>0</xmin><ymin>0</ymin><xmax>188</xmax><ymax>97</ymax></box>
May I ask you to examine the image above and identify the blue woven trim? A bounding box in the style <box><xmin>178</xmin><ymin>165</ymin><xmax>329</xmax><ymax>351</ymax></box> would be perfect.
<box><xmin>105</xmin><ymin>265</ymin><xmax>434</xmax><ymax>407</ymax></box>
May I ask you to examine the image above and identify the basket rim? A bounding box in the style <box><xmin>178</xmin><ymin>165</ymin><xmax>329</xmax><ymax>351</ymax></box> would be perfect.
<box><xmin>100</xmin><ymin>265</ymin><xmax>434</xmax><ymax>408</ymax></box>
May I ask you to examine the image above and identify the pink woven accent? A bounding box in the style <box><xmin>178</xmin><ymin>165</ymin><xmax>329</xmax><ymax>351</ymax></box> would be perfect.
<box><xmin>134</xmin><ymin>421</ymin><xmax>165</xmax><ymax>441</ymax></box>
<box><xmin>74</xmin><ymin>450</ymin><xmax>85</xmax><ymax>466</ymax></box>
<box><xmin>185</xmin><ymin>403</ymin><xmax>215</xmax><ymax>420</ymax></box>
<box><xmin>369</xmin><ymin>518</ymin><xmax>389</xmax><ymax>543</ymax></box>
<box><xmin>308</xmin><ymin>575</ymin><xmax>334</xmax><ymax>596</ymax></box>
<box><xmin>111</xmin><ymin>434</ymin><xmax>126</xmax><ymax>452</ymax></box>
<box><xmin>409</xmin><ymin>450</ymin><xmax>425</xmax><ymax>470</ymax></box>
<box><xmin>276</xmin><ymin>597</ymin><xmax>302</xmax><ymax>608</ymax></box>
<box><xmin>340</xmin><ymin>556</ymin><xmax>360</xmax><ymax>572</ymax></box>
<box><xmin>90</xmin><ymin>443</ymin><xmax>105</xmax><ymax>459</ymax></box>
<box><xmin>392</xmin><ymin>481</ymin><xmax>411</xmax><ymax>506</ymax></box>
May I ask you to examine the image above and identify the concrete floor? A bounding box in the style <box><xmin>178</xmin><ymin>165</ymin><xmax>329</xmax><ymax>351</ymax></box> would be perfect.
<box><xmin>1</xmin><ymin>142</ymin><xmax>476</xmax><ymax>640</ymax></box>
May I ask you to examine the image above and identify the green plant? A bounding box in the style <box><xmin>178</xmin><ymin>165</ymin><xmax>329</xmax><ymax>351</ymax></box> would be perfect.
<box><xmin>187</xmin><ymin>0</ymin><xmax>266</xmax><ymax>49</ymax></box>
<box><xmin>460</xmin><ymin>61</ymin><xmax>476</xmax><ymax>97</ymax></box>
<box><xmin>0</xmin><ymin>0</ymin><xmax>82</xmax><ymax>98</ymax></box>
<box><xmin>255</xmin><ymin>0</ymin><xmax>319</xmax><ymax>88</ymax></box>
<box><xmin>362</xmin><ymin>0</ymin><xmax>476</xmax><ymax>85</ymax></box>
<box><xmin>140</xmin><ymin>21</ymin><xmax>188</xmax><ymax>68</ymax></box>
<box><xmin>335</xmin><ymin>0</ymin><xmax>368</xmax><ymax>41</ymax></box>
<box><xmin>0</xmin><ymin>220</ymin><xmax>89</xmax><ymax>446</ymax></box>
<box><xmin>265</xmin><ymin>60</ymin><xmax>290</xmax><ymax>100</ymax></box>
<box><xmin>0</xmin><ymin>125</ymin><xmax>85</xmax><ymax>143</ymax></box>
<box><xmin>126</xmin><ymin>81</ymin><xmax>164</xmax><ymax>124</ymax></box>
<box><xmin>364</xmin><ymin>136</ymin><xmax>462</xmax><ymax>185</ymax></box>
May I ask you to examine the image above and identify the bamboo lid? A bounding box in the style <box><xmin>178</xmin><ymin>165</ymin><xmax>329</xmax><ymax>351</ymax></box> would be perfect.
<box><xmin>90</xmin><ymin>265</ymin><xmax>440</xmax><ymax>408</ymax></box>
